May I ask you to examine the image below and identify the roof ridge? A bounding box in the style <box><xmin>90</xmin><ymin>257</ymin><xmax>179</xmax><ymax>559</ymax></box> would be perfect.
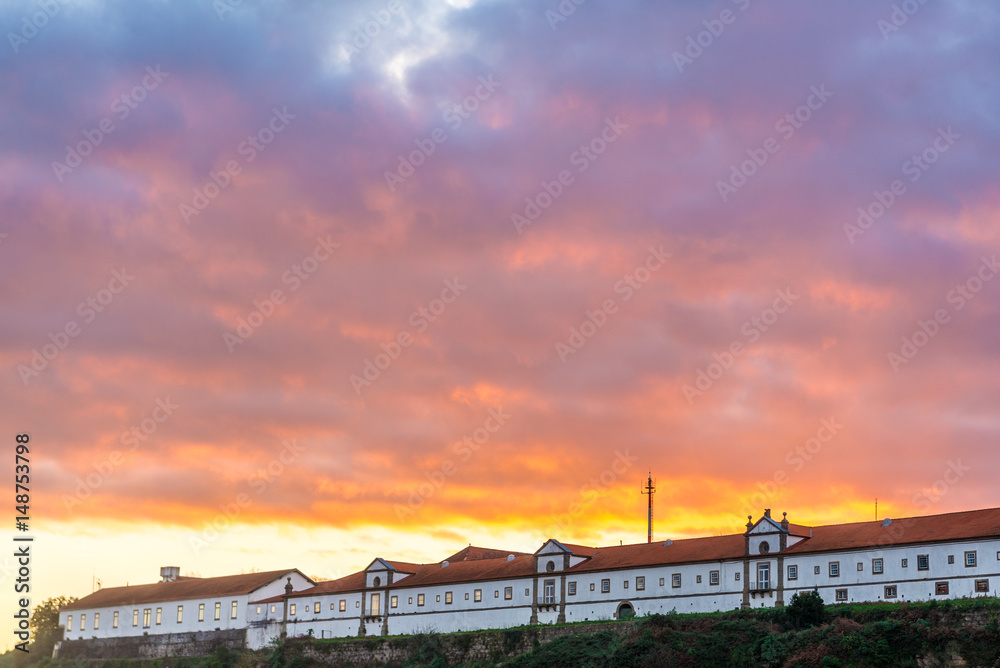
<box><xmin>793</xmin><ymin>506</ymin><xmax>1000</xmax><ymax>529</ymax></box>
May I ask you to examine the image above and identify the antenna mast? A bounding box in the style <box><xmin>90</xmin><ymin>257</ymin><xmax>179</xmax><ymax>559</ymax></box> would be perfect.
<box><xmin>642</xmin><ymin>472</ymin><xmax>656</xmax><ymax>543</ymax></box>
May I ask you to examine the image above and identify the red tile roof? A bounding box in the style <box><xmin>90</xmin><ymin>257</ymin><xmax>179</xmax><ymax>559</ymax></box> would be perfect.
<box><xmin>568</xmin><ymin>534</ymin><xmax>747</xmax><ymax>573</ymax></box>
<box><xmin>444</xmin><ymin>546</ymin><xmax>530</xmax><ymax>562</ymax></box>
<box><xmin>61</xmin><ymin>570</ymin><xmax>310</xmax><ymax>611</ymax></box>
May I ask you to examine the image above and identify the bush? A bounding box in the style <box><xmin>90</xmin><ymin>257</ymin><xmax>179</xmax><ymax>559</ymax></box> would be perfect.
<box><xmin>786</xmin><ymin>589</ymin><xmax>826</xmax><ymax>629</ymax></box>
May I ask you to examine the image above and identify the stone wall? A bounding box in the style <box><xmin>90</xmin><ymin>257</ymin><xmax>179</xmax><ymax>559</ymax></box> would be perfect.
<box><xmin>55</xmin><ymin>628</ymin><xmax>246</xmax><ymax>661</ymax></box>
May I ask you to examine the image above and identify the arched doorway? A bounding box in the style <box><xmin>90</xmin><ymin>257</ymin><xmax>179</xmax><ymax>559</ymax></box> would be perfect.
<box><xmin>616</xmin><ymin>602</ymin><xmax>634</xmax><ymax>620</ymax></box>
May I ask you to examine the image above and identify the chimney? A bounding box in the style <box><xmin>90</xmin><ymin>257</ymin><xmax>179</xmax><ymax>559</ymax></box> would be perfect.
<box><xmin>284</xmin><ymin>577</ymin><xmax>293</xmax><ymax>596</ymax></box>
<box><xmin>764</xmin><ymin>509</ymin><xmax>771</xmax><ymax>519</ymax></box>
<box><xmin>160</xmin><ymin>566</ymin><xmax>180</xmax><ymax>583</ymax></box>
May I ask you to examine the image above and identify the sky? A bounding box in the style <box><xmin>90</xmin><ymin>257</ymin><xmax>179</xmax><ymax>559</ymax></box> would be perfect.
<box><xmin>2</xmin><ymin>0</ymin><xmax>999</xmax><ymax>647</ymax></box>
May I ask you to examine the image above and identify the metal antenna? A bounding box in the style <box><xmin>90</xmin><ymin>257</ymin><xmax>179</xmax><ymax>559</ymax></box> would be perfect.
<box><xmin>642</xmin><ymin>472</ymin><xmax>656</xmax><ymax>544</ymax></box>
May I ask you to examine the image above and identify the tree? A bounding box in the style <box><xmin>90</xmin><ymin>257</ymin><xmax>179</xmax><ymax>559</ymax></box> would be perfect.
<box><xmin>23</xmin><ymin>596</ymin><xmax>77</xmax><ymax>664</ymax></box>
<box><xmin>786</xmin><ymin>589</ymin><xmax>826</xmax><ymax>629</ymax></box>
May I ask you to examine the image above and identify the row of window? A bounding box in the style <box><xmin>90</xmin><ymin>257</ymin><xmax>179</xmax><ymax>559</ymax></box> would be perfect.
<box><xmin>785</xmin><ymin>551</ymin><xmax>981</xmax><ymax>581</ymax></box>
<box><xmin>66</xmin><ymin>602</ymin><xmax>239</xmax><ymax>632</ymax></box>
<box><xmin>831</xmin><ymin>579</ymin><xmax>990</xmax><ymax>602</ymax></box>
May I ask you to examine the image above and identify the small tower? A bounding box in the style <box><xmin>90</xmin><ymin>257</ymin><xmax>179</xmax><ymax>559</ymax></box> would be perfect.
<box><xmin>641</xmin><ymin>472</ymin><xmax>656</xmax><ymax>544</ymax></box>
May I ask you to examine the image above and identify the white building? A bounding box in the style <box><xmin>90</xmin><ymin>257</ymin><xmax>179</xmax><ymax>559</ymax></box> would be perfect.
<box><xmin>59</xmin><ymin>507</ymin><xmax>1000</xmax><ymax>652</ymax></box>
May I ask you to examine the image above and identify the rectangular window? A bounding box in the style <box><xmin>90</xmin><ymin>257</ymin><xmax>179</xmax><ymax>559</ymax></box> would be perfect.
<box><xmin>935</xmin><ymin>582</ymin><xmax>949</xmax><ymax>595</ymax></box>
<box><xmin>289</xmin><ymin>604</ymin><xmax>296</xmax><ymax>615</ymax></box>
<box><xmin>214</xmin><ymin>602</ymin><xmax>221</xmax><ymax>621</ymax></box>
<box><xmin>671</xmin><ymin>573</ymin><xmax>681</xmax><ymax>588</ymax></box>
<box><xmin>143</xmin><ymin>609</ymin><xmax>151</xmax><ymax>628</ymax></box>
<box><xmin>918</xmin><ymin>555</ymin><xmax>929</xmax><ymax>571</ymax></box>
<box><xmin>787</xmin><ymin>565</ymin><xmax>797</xmax><ymax>581</ymax></box>
<box><xmin>659</xmin><ymin>578</ymin><xmax>665</xmax><ymax>586</ymax></box>
<box><xmin>525</xmin><ymin>589</ymin><xmax>530</xmax><ymax>596</ymax></box>
<box><xmin>710</xmin><ymin>570</ymin><xmax>720</xmax><ymax>585</ymax></box>
<box><xmin>857</xmin><ymin>563</ymin><xmax>863</xmax><ymax>571</ymax></box>
<box><xmin>436</xmin><ymin>595</ymin><xmax>441</xmax><ymax>603</ymax></box>
<box><xmin>814</xmin><ymin>565</ymin><xmax>820</xmax><ymax>575</ymax></box>
<box><xmin>829</xmin><ymin>562</ymin><xmax>840</xmax><ymax>577</ymax></box>
<box><xmin>835</xmin><ymin>589</ymin><xmax>847</xmax><ymax>602</ymax></box>
<box><xmin>591</xmin><ymin>583</ymin><xmax>596</xmax><ymax>591</ymax></box>
<box><xmin>465</xmin><ymin>593</ymin><xmax>469</xmax><ymax>600</ymax></box>
<box><xmin>602</xmin><ymin>578</ymin><xmax>611</xmax><ymax>593</ymax></box>
<box><xmin>339</xmin><ymin>600</ymin><xmax>346</xmax><ymax>612</ymax></box>
<box><xmin>975</xmin><ymin>579</ymin><xmax>989</xmax><ymax>593</ymax></box>
<box><xmin>270</xmin><ymin>605</ymin><xmax>276</xmax><ymax>614</ymax></box>
<box><xmin>313</xmin><ymin>602</ymin><xmax>320</xmax><ymax>613</ymax></box>
<box><xmin>370</xmin><ymin>594</ymin><xmax>380</xmax><ymax>616</ymax></box>
<box><xmin>624</xmin><ymin>580</ymin><xmax>629</xmax><ymax>589</ymax></box>
<box><xmin>94</xmin><ymin>613</ymin><xmax>100</xmax><ymax>630</ymax></box>
<box><xmin>177</xmin><ymin>606</ymin><xmax>184</xmax><ymax>623</ymax></box>
<box><xmin>873</xmin><ymin>558</ymin><xmax>883</xmax><ymax>574</ymax></box>
<box><xmin>232</xmin><ymin>601</ymin><xmax>239</xmax><ymax>619</ymax></box>
<box><xmin>735</xmin><ymin>572</ymin><xmax>740</xmax><ymax>581</ymax></box>
<box><xmin>543</xmin><ymin>580</ymin><xmax>555</xmax><ymax>604</ymax></box>
<box><xmin>133</xmin><ymin>610</ymin><xmax>139</xmax><ymax>627</ymax></box>
<box><xmin>474</xmin><ymin>589</ymin><xmax>482</xmax><ymax>602</ymax></box>
<box><xmin>965</xmin><ymin>551</ymin><xmax>977</xmax><ymax>567</ymax></box>
<box><xmin>391</xmin><ymin>596</ymin><xmax>398</xmax><ymax>608</ymax></box>
<box><xmin>198</xmin><ymin>604</ymin><xmax>205</xmax><ymax>622</ymax></box>
<box><xmin>504</xmin><ymin>587</ymin><xmax>513</xmax><ymax>600</ymax></box>
<box><xmin>947</xmin><ymin>555</ymin><xmax>955</xmax><ymax>565</ymax></box>
<box><xmin>356</xmin><ymin>601</ymin><xmax>360</xmax><ymax>608</ymax></box>
<box><xmin>417</xmin><ymin>594</ymin><xmax>425</xmax><ymax>607</ymax></box>
<box><xmin>885</xmin><ymin>585</ymin><xmax>897</xmax><ymax>599</ymax></box>
<box><xmin>568</xmin><ymin>582</ymin><xmax>577</xmax><ymax>596</ymax></box>
<box><xmin>113</xmin><ymin>612</ymin><xmax>118</xmax><ymax>629</ymax></box>
<box><xmin>494</xmin><ymin>590</ymin><xmax>499</xmax><ymax>599</ymax></box>
<box><xmin>636</xmin><ymin>576</ymin><xmax>645</xmax><ymax>591</ymax></box>
<box><xmin>902</xmin><ymin>558</ymin><xmax>908</xmax><ymax>568</ymax></box>
<box><xmin>81</xmin><ymin>614</ymin><xmax>86</xmax><ymax>631</ymax></box>
<box><xmin>408</xmin><ymin>597</ymin><xmax>413</xmax><ymax>605</ymax></box>
<box><xmin>67</xmin><ymin>615</ymin><xmax>72</xmax><ymax>632</ymax></box>
<box><xmin>156</xmin><ymin>608</ymin><xmax>162</xmax><ymax>625</ymax></box>
<box><xmin>696</xmin><ymin>575</ymin><xmax>702</xmax><ymax>584</ymax></box>
<box><xmin>757</xmin><ymin>563</ymin><xmax>770</xmax><ymax>590</ymax></box>
<box><xmin>445</xmin><ymin>592</ymin><xmax>452</xmax><ymax>604</ymax></box>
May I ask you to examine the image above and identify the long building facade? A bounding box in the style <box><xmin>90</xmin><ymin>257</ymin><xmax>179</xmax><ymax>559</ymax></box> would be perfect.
<box><xmin>59</xmin><ymin>507</ymin><xmax>1000</xmax><ymax>652</ymax></box>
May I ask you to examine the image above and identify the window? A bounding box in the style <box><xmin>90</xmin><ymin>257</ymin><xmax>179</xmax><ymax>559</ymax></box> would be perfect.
<box><xmin>787</xmin><ymin>566</ymin><xmax>797</xmax><ymax>581</ymax></box>
<box><xmin>94</xmin><ymin>613</ymin><xmax>100</xmax><ymax>630</ymax></box>
<box><xmin>624</xmin><ymin>580</ymin><xmax>629</xmax><ymax>589</ymax></box>
<box><xmin>947</xmin><ymin>555</ymin><xmax>955</xmax><ymax>565</ymax></box>
<box><xmin>835</xmin><ymin>589</ymin><xmax>847</xmax><ymax>602</ymax></box>
<box><xmin>417</xmin><ymin>594</ymin><xmax>425</xmax><ymax>607</ymax></box>
<box><xmin>757</xmin><ymin>563</ymin><xmax>770</xmax><ymax>590</ymax></box>
<box><xmin>710</xmin><ymin>570</ymin><xmax>720</xmax><ymax>585</ymax></box>
<box><xmin>474</xmin><ymin>589</ymin><xmax>482</xmax><ymax>603</ymax></box>
<box><xmin>259</xmin><ymin>606</ymin><xmax>264</xmax><ymax>614</ymax></box>
<box><xmin>269</xmin><ymin>605</ymin><xmax>275</xmax><ymax>614</ymax></box>
<box><xmin>67</xmin><ymin>616</ymin><xmax>72</xmax><ymax>632</ymax></box>
<box><xmin>81</xmin><ymin>614</ymin><xmax>86</xmax><ymax>631</ymax></box>
<box><xmin>465</xmin><ymin>593</ymin><xmax>469</xmax><ymax>600</ymax></box>
<box><xmin>339</xmin><ymin>600</ymin><xmax>346</xmax><ymax>612</ymax></box>
<box><xmin>636</xmin><ymin>576</ymin><xmax>645</xmax><ymax>591</ymax></box>
<box><xmin>198</xmin><ymin>604</ymin><xmax>205</xmax><ymax>622</ymax></box>
<box><xmin>814</xmin><ymin>566</ymin><xmax>820</xmax><ymax>575</ymax></box>
<box><xmin>156</xmin><ymin>608</ymin><xmax>162</xmax><ymax>625</ymax></box>
<box><xmin>917</xmin><ymin>555</ymin><xmax>929</xmax><ymax>571</ymax></box>
<box><xmin>546</xmin><ymin>560</ymin><xmax>555</xmax><ymax>572</ymax></box>
<box><xmin>543</xmin><ymin>580</ymin><xmax>555</xmax><ymax>605</ymax></box>
<box><xmin>436</xmin><ymin>595</ymin><xmax>441</xmax><ymax>603</ymax></box>
<box><xmin>568</xmin><ymin>582</ymin><xmax>577</xmax><ymax>595</ymax></box>
<box><xmin>177</xmin><ymin>606</ymin><xmax>184</xmax><ymax>623</ymax></box>
<box><xmin>313</xmin><ymin>602</ymin><xmax>320</xmax><ymax>614</ymax></box>
<box><xmin>857</xmin><ymin>563</ymin><xmax>863</xmax><ymax>571</ymax></box>
<box><xmin>696</xmin><ymin>575</ymin><xmax>702</xmax><ymax>584</ymax></box>
<box><xmin>356</xmin><ymin>601</ymin><xmax>360</xmax><ymax>608</ymax></box>
<box><xmin>143</xmin><ymin>609</ymin><xmax>151</xmax><ymax>627</ymax></box>
<box><xmin>214</xmin><ymin>602</ymin><xmax>221</xmax><ymax>621</ymax></box>
<box><xmin>901</xmin><ymin>558</ymin><xmax>908</xmax><ymax>568</ymax></box>
<box><xmin>829</xmin><ymin>562</ymin><xmax>840</xmax><ymax>577</ymax></box>
<box><xmin>936</xmin><ymin>582</ymin><xmax>949</xmax><ymax>595</ymax></box>
<box><xmin>373</xmin><ymin>576</ymin><xmax>381</xmax><ymax>587</ymax></box>
<box><xmin>671</xmin><ymin>573</ymin><xmax>681</xmax><ymax>588</ymax></box>
<box><xmin>504</xmin><ymin>587</ymin><xmax>512</xmax><ymax>600</ymax></box>
<box><xmin>408</xmin><ymin>597</ymin><xmax>413</xmax><ymax>605</ymax></box>
<box><xmin>602</xmin><ymin>579</ymin><xmax>611</xmax><ymax>593</ymax></box>
<box><xmin>370</xmin><ymin>594</ymin><xmax>380</xmax><ymax>616</ymax></box>
<box><xmin>133</xmin><ymin>610</ymin><xmax>139</xmax><ymax>627</ymax></box>
<box><xmin>391</xmin><ymin>596</ymin><xmax>398</xmax><ymax>608</ymax></box>
<box><xmin>873</xmin><ymin>558</ymin><xmax>883</xmax><ymax>574</ymax></box>
<box><xmin>591</xmin><ymin>583</ymin><xmax>596</xmax><ymax>591</ymax></box>
<box><xmin>525</xmin><ymin>588</ymin><xmax>530</xmax><ymax>596</ymax></box>
<box><xmin>735</xmin><ymin>572</ymin><xmax>740</xmax><ymax>581</ymax></box>
<box><xmin>965</xmin><ymin>551</ymin><xmax>977</xmax><ymax>567</ymax></box>
<box><xmin>113</xmin><ymin>612</ymin><xmax>118</xmax><ymax>629</ymax></box>
<box><xmin>232</xmin><ymin>602</ymin><xmax>239</xmax><ymax>619</ymax></box>
<box><xmin>495</xmin><ymin>590</ymin><xmax>499</xmax><ymax>598</ymax></box>
<box><xmin>660</xmin><ymin>578</ymin><xmax>665</xmax><ymax>586</ymax></box>
<box><xmin>885</xmin><ymin>585</ymin><xmax>897</xmax><ymax>598</ymax></box>
<box><xmin>289</xmin><ymin>604</ymin><xmax>296</xmax><ymax>615</ymax></box>
<box><xmin>975</xmin><ymin>579</ymin><xmax>989</xmax><ymax>593</ymax></box>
